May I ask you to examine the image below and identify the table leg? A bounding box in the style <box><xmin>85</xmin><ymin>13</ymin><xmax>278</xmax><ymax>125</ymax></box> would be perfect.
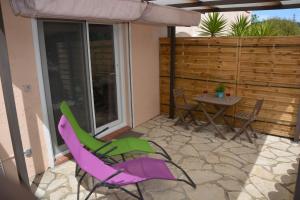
<box><xmin>214</xmin><ymin>105</ymin><xmax>235</xmax><ymax>132</ymax></box>
<box><xmin>196</xmin><ymin>103</ymin><xmax>226</xmax><ymax>139</ymax></box>
<box><xmin>195</xmin><ymin>105</ymin><xmax>227</xmax><ymax>131</ymax></box>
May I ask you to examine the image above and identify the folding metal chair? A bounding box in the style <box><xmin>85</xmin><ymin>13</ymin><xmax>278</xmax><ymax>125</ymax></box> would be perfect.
<box><xmin>173</xmin><ymin>89</ymin><xmax>198</xmax><ymax>129</ymax></box>
<box><xmin>231</xmin><ymin>99</ymin><xmax>264</xmax><ymax>143</ymax></box>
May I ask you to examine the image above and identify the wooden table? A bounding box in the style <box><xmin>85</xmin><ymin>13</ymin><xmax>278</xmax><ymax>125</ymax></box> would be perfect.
<box><xmin>194</xmin><ymin>94</ymin><xmax>241</xmax><ymax>139</ymax></box>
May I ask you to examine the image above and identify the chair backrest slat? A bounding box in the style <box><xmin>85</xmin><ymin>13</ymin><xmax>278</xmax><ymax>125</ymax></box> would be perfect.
<box><xmin>252</xmin><ymin>99</ymin><xmax>264</xmax><ymax>119</ymax></box>
<box><xmin>173</xmin><ymin>88</ymin><xmax>188</xmax><ymax>106</ymax></box>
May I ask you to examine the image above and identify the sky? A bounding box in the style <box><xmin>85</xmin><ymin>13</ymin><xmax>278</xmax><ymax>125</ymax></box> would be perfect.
<box><xmin>253</xmin><ymin>8</ymin><xmax>300</xmax><ymax>22</ymax></box>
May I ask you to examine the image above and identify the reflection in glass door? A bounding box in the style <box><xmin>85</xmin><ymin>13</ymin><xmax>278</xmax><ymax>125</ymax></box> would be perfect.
<box><xmin>88</xmin><ymin>24</ymin><xmax>119</xmax><ymax>130</ymax></box>
<box><xmin>39</xmin><ymin>21</ymin><xmax>92</xmax><ymax>155</ymax></box>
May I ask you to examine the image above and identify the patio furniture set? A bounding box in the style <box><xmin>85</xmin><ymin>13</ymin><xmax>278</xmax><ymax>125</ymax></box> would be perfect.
<box><xmin>58</xmin><ymin>102</ymin><xmax>197</xmax><ymax>200</ymax></box>
<box><xmin>53</xmin><ymin>94</ymin><xmax>263</xmax><ymax>200</ymax></box>
<box><xmin>174</xmin><ymin>88</ymin><xmax>264</xmax><ymax>143</ymax></box>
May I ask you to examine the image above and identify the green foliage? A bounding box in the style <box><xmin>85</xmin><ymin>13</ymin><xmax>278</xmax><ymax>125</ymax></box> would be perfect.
<box><xmin>200</xmin><ymin>13</ymin><xmax>227</xmax><ymax>37</ymax></box>
<box><xmin>247</xmin><ymin>18</ymin><xmax>300</xmax><ymax>36</ymax></box>
<box><xmin>229</xmin><ymin>14</ymin><xmax>276</xmax><ymax>37</ymax></box>
<box><xmin>215</xmin><ymin>84</ymin><xmax>225</xmax><ymax>93</ymax></box>
<box><xmin>230</xmin><ymin>15</ymin><xmax>251</xmax><ymax>37</ymax></box>
<box><xmin>264</xmin><ymin>18</ymin><xmax>300</xmax><ymax>36</ymax></box>
<box><xmin>246</xmin><ymin>22</ymin><xmax>276</xmax><ymax>36</ymax></box>
<box><xmin>199</xmin><ymin>12</ymin><xmax>300</xmax><ymax>37</ymax></box>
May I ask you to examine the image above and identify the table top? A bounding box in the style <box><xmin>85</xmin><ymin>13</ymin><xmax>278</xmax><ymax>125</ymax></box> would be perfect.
<box><xmin>194</xmin><ymin>94</ymin><xmax>241</xmax><ymax>106</ymax></box>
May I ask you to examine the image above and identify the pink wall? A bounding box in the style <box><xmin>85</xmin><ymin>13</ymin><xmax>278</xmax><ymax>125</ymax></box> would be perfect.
<box><xmin>130</xmin><ymin>23</ymin><xmax>167</xmax><ymax>126</ymax></box>
<box><xmin>0</xmin><ymin>0</ymin><xmax>50</xmax><ymax>179</ymax></box>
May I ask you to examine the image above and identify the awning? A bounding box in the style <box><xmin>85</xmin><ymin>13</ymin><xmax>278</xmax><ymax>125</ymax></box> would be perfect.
<box><xmin>151</xmin><ymin>0</ymin><xmax>300</xmax><ymax>13</ymax></box>
<box><xmin>10</xmin><ymin>0</ymin><xmax>147</xmax><ymax>22</ymax></box>
<box><xmin>9</xmin><ymin>0</ymin><xmax>201</xmax><ymax>26</ymax></box>
<box><xmin>138</xmin><ymin>3</ymin><xmax>201</xmax><ymax>26</ymax></box>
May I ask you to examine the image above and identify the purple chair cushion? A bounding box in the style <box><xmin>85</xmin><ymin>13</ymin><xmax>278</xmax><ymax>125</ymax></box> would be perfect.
<box><xmin>58</xmin><ymin>116</ymin><xmax>176</xmax><ymax>186</ymax></box>
<box><xmin>113</xmin><ymin>157</ymin><xmax>175</xmax><ymax>181</ymax></box>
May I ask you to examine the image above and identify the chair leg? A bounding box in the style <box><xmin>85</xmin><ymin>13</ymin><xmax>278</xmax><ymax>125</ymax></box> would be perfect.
<box><xmin>189</xmin><ymin>110</ymin><xmax>198</xmax><ymax>126</ymax></box>
<box><xmin>231</xmin><ymin>120</ymin><xmax>252</xmax><ymax>141</ymax></box>
<box><xmin>182</xmin><ymin>112</ymin><xmax>190</xmax><ymax>130</ymax></box>
<box><xmin>165</xmin><ymin>160</ymin><xmax>196</xmax><ymax>189</ymax></box>
<box><xmin>75</xmin><ymin>164</ymin><xmax>81</xmax><ymax>177</ymax></box>
<box><xmin>250</xmin><ymin>125</ymin><xmax>258</xmax><ymax>138</ymax></box>
<box><xmin>149</xmin><ymin>140</ymin><xmax>172</xmax><ymax>160</ymax></box>
<box><xmin>75</xmin><ymin>164</ymin><xmax>78</xmax><ymax>176</ymax></box>
<box><xmin>136</xmin><ymin>183</ymin><xmax>144</xmax><ymax>200</ymax></box>
<box><xmin>119</xmin><ymin>187</ymin><xmax>144</xmax><ymax>200</ymax></box>
<box><xmin>183</xmin><ymin>123</ymin><xmax>189</xmax><ymax>130</ymax></box>
<box><xmin>174</xmin><ymin>111</ymin><xmax>190</xmax><ymax>130</ymax></box>
<box><xmin>84</xmin><ymin>182</ymin><xmax>103</xmax><ymax>200</ymax></box>
<box><xmin>77</xmin><ymin>172</ymin><xmax>87</xmax><ymax>200</ymax></box>
<box><xmin>174</xmin><ymin>118</ymin><xmax>181</xmax><ymax>126</ymax></box>
<box><xmin>245</xmin><ymin>129</ymin><xmax>253</xmax><ymax>143</ymax></box>
<box><xmin>253</xmin><ymin>131</ymin><xmax>258</xmax><ymax>139</ymax></box>
<box><xmin>121</xmin><ymin>154</ymin><xmax>126</xmax><ymax>161</ymax></box>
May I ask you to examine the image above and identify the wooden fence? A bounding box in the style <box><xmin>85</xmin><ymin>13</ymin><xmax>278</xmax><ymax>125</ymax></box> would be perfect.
<box><xmin>160</xmin><ymin>37</ymin><xmax>300</xmax><ymax>138</ymax></box>
<box><xmin>90</xmin><ymin>40</ymin><xmax>114</xmax><ymax>78</ymax></box>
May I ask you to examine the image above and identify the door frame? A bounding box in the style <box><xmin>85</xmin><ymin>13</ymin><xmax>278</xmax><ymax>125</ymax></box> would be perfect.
<box><xmin>31</xmin><ymin>18</ymin><xmax>55</xmax><ymax>167</ymax></box>
<box><xmin>85</xmin><ymin>22</ymin><xmax>126</xmax><ymax>135</ymax></box>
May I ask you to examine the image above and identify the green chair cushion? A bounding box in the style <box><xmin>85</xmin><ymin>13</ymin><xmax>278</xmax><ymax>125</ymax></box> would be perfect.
<box><xmin>59</xmin><ymin>101</ymin><xmax>155</xmax><ymax>156</ymax></box>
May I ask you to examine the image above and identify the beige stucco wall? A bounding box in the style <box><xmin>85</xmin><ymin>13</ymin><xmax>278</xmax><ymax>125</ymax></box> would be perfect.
<box><xmin>130</xmin><ymin>23</ymin><xmax>167</xmax><ymax>126</ymax></box>
<box><xmin>0</xmin><ymin>0</ymin><xmax>50</xmax><ymax>179</ymax></box>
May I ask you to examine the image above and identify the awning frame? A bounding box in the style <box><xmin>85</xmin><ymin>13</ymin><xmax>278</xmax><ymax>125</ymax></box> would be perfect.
<box><xmin>148</xmin><ymin>0</ymin><xmax>300</xmax><ymax>13</ymax></box>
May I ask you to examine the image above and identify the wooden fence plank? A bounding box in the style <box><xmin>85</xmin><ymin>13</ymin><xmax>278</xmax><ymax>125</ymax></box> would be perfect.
<box><xmin>160</xmin><ymin>36</ymin><xmax>300</xmax><ymax>138</ymax></box>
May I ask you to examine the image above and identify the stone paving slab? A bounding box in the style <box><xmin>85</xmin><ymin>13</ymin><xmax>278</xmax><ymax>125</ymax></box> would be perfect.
<box><xmin>31</xmin><ymin>115</ymin><xmax>300</xmax><ymax>200</ymax></box>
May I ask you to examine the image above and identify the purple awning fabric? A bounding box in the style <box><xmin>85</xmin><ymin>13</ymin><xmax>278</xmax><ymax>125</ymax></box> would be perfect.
<box><xmin>9</xmin><ymin>0</ymin><xmax>201</xmax><ymax>26</ymax></box>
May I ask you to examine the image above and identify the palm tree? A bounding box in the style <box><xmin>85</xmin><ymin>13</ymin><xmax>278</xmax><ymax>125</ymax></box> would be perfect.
<box><xmin>200</xmin><ymin>12</ymin><xmax>227</xmax><ymax>37</ymax></box>
<box><xmin>230</xmin><ymin>15</ymin><xmax>251</xmax><ymax>37</ymax></box>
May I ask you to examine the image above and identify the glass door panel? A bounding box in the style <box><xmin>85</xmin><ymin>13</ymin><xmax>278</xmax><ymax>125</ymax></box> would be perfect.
<box><xmin>41</xmin><ymin>21</ymin><xmax>92</xmax><ymax>154</ymax></box>
<box><xmin>89</xmin><ymin>24</ymin><xmax>119</xmax><ymax>128</ymax></box>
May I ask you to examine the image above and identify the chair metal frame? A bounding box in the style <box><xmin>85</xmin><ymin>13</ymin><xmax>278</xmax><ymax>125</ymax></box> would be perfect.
<box><xmin>75</xmin><ymin>149</ymin><xmax>196</xmax><ymax>200</ymax></box>
<box><xmin>75</xmin><ymin>139</ymin><xmax>172</xmax><ymax>176</ymax></box>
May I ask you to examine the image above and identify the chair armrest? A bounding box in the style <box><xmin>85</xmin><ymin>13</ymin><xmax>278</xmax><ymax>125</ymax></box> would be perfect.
<box><xmin>93</xmin><ymin>127</ymin><xmax>109</xmax><ymax>138</ymax></box>
<box><xmin>103</xmin><ymin>169</ymin><xmax>124</xmax><ymax>183</ymax></box>
<box><xmin>93</xmin><ymin>146</ymin><xmax>118</xmax><ymax>160</ymax></box>
<box><xmin>92</xmin><ymin>141</ymin><xmax>113</xmax><ymax>154</ymax></box>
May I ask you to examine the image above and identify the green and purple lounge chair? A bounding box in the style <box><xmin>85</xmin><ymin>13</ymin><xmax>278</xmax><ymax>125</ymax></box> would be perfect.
<box><xmin>58</xmin><ymin>116</ymin><xmax>196</xmax><ymax>200</ymax></box>
<box><xmin>60</xmin><ymin>101</ymin><xmax>171</xmax><ymax>161</ymax></box>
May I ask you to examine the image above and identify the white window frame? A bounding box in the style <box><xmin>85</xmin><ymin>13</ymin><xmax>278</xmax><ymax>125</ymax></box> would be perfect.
<box><xmin>86</xmin><ymin>22</ymin><xmax>128</xmax><ymax>137</ymax></box>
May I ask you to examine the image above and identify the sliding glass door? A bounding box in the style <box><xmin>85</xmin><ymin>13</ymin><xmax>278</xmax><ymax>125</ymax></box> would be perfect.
<box><xmin>38</xmin><ymin>21</ymin><xmax>123</xmax><ymax>156</ymax></box>
<box><xmin>88</xmin><ymin>24</ymin><xmax>119</xmax><ymax>131</ymax></box>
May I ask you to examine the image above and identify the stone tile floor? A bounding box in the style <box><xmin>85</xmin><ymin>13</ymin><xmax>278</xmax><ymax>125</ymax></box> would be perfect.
<box><xmin>31</xmin><ymin>115</ymin><xmax>300</xmax><ymax>200</ymax></box>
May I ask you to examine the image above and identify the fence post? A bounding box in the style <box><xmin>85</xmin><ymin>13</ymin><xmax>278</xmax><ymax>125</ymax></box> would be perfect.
<box><xmin>168</xmin><ymin>26</ymin><xmax>176</xmax><ymax>119</ymax></box>
<box><xmin>294</xmin><ymin>105</ymin><xmax>300</xmax><ymax>142</ymax></box>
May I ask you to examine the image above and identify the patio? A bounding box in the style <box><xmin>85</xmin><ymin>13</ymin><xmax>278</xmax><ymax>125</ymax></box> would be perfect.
<box><xmin>31</xmin><ymin>115</ymin><xmax>300</xmax><ymax>200</ymax></box>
